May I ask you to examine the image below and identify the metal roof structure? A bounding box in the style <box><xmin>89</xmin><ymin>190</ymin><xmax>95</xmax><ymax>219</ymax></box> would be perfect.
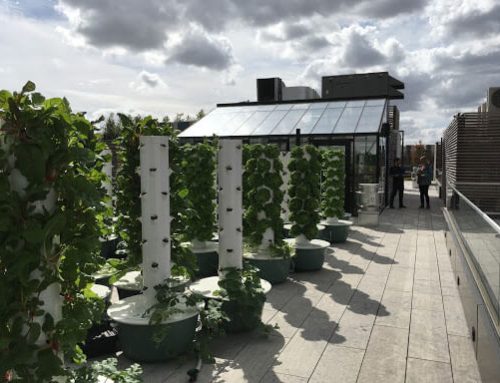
<box><xmin>179</xmin><ymin>99</ymin><xmax>387</xmax><ymax>138</ymax></box>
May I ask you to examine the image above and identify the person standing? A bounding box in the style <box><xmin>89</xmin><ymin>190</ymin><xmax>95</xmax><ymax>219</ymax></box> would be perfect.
<box><xmin>389</xmin><ymin>158</ymin><xmax>406</xmax><ymax>208</ymax></box>
<box><xmin>417</xmin><ymin>157</ymin><xmax>432</xmax><ymax>209</ymax></box>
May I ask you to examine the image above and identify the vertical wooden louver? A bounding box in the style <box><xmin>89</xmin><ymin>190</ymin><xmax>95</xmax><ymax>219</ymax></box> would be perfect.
<box><xmin>443</xmin><ymin>112</ymin><xmax>500</xmax><ymax>213</ymax></box>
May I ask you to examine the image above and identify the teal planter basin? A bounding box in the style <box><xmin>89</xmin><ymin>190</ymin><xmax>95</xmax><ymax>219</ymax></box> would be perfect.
<box><xmin>244</xmin><ymin>256</ymin><xmax>290</xmax><ymax>284</ymax></box>
<box><xmin>107</xmin><ymin>295</ymin><xmax>198</xmax><ymax>362</ymax></box>
<box><xmin>320</xmin><ymin>220</ymin><xmax>353</xmax><ymax>243</ymax></box>
<box><xmin>117</xmin><ymin>315</ymin><xmax>197</xmax><ymax>362</ymax></box>
<box><xmin>195</xmin><ymin>251</ymin><xmax>218</xmax><ymax>277</ymax></box>
<box><xmin>285</xmin><ymin>239</ymin><xmax>329</xmax><ymax>272</ymax></box>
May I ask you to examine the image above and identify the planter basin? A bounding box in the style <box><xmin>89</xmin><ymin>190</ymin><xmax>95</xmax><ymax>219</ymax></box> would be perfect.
<box><xmin>319</xmin><ymin>220</ymin><xmax>353</xmax><ymax>243</ymax></box>
<box><xmin>186</xmin><ymin>241</ymin><xmax>219</xmax><ymax>278</ymax></box>
<box><xmin>113</xmin><ymin>271</ymin><xmax>190</xmax><ymax>300</ymax></box>
<box><xmin>283</xmin><ymin>223</ymin><xmax>325</xmax><ymax>238</ymax></box>
<box><xmin>189</xmin><ymin>276</ymin><xmax>272</xmax><ymax>333</ymax></box>
<box><xmin>244</xmin><ymin>254</ymin><xmax>290</xmax><ymax>284</ymax></box>
<box><xmin>285</xmin><ymin>238</ymin><xmax>329</xmax><ymax>271</ymax></box>
<box><xmin>107</xmin><ymin>295</ymin><xmax>198</xmax><ymax>362</ymax></box>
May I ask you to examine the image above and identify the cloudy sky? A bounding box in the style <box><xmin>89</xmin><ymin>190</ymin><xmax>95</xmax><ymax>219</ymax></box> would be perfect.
<box><xmin>1</xmin><ymin>0</ymin><xmax>499</xmax><ymax>143</ymax></box>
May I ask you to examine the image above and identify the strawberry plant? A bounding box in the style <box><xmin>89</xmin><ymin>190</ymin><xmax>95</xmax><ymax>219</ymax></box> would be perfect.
<box><xmin>0</xmin><ymin>82</ymin><xmax>107</xmax><ymax>381</ymax></box>
<box><xmin>181</xmin><ymin>142</ymin><xmax>217</xmax><ymax>245</ymax></box>
<box><xmin>321</xmin><ymin>148</ymin><xmax>345</xmax><ymax>220</ymax></box>
<box><xmin>288</xmin><ymin>145</ymin><xmax>321</xmax><ymax>240</ymax></box>
<box><xmin>243</xmin><ymin>144</ymin><xmax>289</xmax><ymax>257</ymax></box>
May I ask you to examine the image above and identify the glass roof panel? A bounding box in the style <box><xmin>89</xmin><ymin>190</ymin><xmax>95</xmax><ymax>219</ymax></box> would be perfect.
<box><xmin>251</xmin><ymin>110</ymin><xmax>288</xmax><ymax>135</ymax></box>
<box><xmin>310</xmin><ymin>102</ymin><xmax>329</xmax><ymax>110</ymax></box>
<box><xmin>327</xmin><ymin>101</ymin><xmax>347</xmax><ymax>109</ymax></box>
<box><xmin>232</xmin><ymin>111</ymin><xmax>272</xmax><ymax>136</ymax></box>
<box><xmin>312</xmin><ymin>108</ymin><xmax>343</xmax><ymax>134</ymax></box>
<box><xmin>178</xmin><ymin>110</ymin><xmax>233</xmax><ymax>137</ymax></box>
<box><xmin>218</xmin><ymin>111</ymin><xmax>254</xmax><ymax>135</ymax></box>
<box><xmin>333</xmin><ymin>107</ymin><xmax>363</xmax><ymax>134</ymax></box>
<box><xmin>295</xmin><ymin>108</ymin><xmax>325</xmax><ymax>134</ymax></box>
<box><xmin>355</xmin><ymin>105</ymin><xmax>384</xmax><ymax>133</ymax></box>
<box><xmin>270</xmin><ymin>109</ymin><xmax>307</xmax><ymax>135</ymax></box>
<box><xmin>346</xmin><ymin>100</ymin><xmax>366</xmax><ymax>107</ymax></box>
<box><xmin>365</xmin><ymin>99</ymin><xmax>386</xmax><ymax>106</ymax></box>
<box><xmin>291</xmin><ymin>103</ymin><xmax>311</xmax><ymax>110</ymax></box>
<box><xmin>275</xmin><ymin>104</ymin><xmax>293</xmax><ymax>111</ymax></box>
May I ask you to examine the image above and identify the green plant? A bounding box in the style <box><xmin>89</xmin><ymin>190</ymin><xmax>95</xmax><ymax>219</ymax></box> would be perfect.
<box><xmin>321</xmin><ymin>149</ymin><xmax>345</xmax><ymax>219</ymax></box>
<box><xmin>0</xmin><ymin>82</ymin><xmax>107</xmax><ymax>381</ymax></box>
<box><xmin>288</xmin><ymin>145</ymin><xmax>321</xmax><ymax>240</ymax></box>
<box><xmin>243</xmin><ymin>144</ymin><xmax>288</xmax><ymax>257</ymax></box>
<box><xmin>71</xmin><ymin>358</ymin><xmax>142</xmax><ymax>383</ymax></box>
<box><xmin>216</xmin><ymin>265</ymin><xmax>268</xmax><ymax>332</ymax></box>
<box><xmin>113</xmin><ymin>115</ymin><xmax>195</xmax><ymax>277</ymax></box>
<box><xmin>182</xmin><ymin>142</ymin><xmax>217</xmax><ymax>244</ymax></box>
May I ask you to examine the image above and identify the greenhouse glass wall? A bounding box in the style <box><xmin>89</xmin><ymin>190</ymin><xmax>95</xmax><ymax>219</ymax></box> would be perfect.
<box><xmin>179</xmin><ymin>98</ymin><xmax>395</xmax><ymax>215</ymax></box>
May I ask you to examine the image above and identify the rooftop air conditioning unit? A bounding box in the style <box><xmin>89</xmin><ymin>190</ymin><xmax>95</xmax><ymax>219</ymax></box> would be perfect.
<box><xmin>487</xmin><ymin>87</ymin><xmax>500</xmax><ymax>114</ymax></box>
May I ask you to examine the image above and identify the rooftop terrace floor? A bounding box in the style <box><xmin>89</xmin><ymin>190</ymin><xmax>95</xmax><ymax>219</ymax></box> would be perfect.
<box><xmin>112</xmin><ymin>183</ymin><xmax>482</xmax><ymax>382</ymax></box>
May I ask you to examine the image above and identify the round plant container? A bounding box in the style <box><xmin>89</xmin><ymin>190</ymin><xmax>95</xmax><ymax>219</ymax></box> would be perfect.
<box><xmin>187</xmin><ymin>241</ymin><xmax>219</xmax><ymax>278</ymax></box>
<box><xmin>243</xmin><ymin>253</ymin><xmax>290</xmax><ymax>284</ymax></box>
<box><xmin>283</xmin><ymin>223</ymin><xmax>326</xmax><ymax>238</ymax></box>
<box><xmin>113</xmin><ymin>271</ymin><xmax>190</xmax><ymax>300</ymax></box>
<box><xmin>189</xmin><ymin>276</ymin><xmax>272</xmax><ymax>333</ymax></box>
<box><xmin>107</xmin><ymin>295</ymin><xmax>199</xmax><ymax>362</ymax></box>
<box><xmin>285</xmin><ymin>238</ymin><xmax>329</xmax><ymax>272</ymax></box>
<box><xmin>320</xmin><ymin>219</ymin><xmax>353</xmax><ymax>244</ymax></box>
<box><xmin>90</xmin><ymin>284</ymin><xmax>112</xmax><ymax>304</ymax></box>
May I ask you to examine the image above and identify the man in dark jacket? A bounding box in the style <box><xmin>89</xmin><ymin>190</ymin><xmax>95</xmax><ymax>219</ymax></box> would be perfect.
<box><xmin>389</xmin><ymin>158</ymin><xmax>406</xmax><ymax>208</ymax></box>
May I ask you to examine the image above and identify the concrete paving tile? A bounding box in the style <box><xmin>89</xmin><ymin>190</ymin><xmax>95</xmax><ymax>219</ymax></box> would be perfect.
<box><xmin>448</xmin><ymin>335</ymin><xmax>482</xmax><ymax>383</ymax></box>
<box><xmin>414</xmin><ymin>266</ymin><xmax>440</xmax><ymax>281</ymax></box>
<box><xmin>375</xmin><ymin>300</ymin><xmax>411</xmax><ymax>329</ymax></box>
<box><xmin>215</xmin><ymin>335</ymin><xmax>287</xmax><ymax>383</ymax></box>
<box><xmin>381</xmin><ymin>289</ymin><xmax>412</xmax><ymax>308</ymax></box>
<box><xmin>309</xmin><ymin>345</ymin><xmax>364</xmax><ymax>383</ymax></box>
<box><xmin>409</xmin><ymin>309</ymin><xmax>450</xmax><ymax>363</ymax></box>
<box><xmin>273</xmin><ymin>312</ymin><xmax>337</xmax><ymax>378</ymax></box>
<box><xmin>406</xmin><ymin>358</ymin><xmax>453</xmax><ymax>383</ymax></box>
<box><xmin>413</xmin><ymin>278</ymin><xmax>442</xmax><ymax>296</ymax></box>
<box><xmin>260</xmin><ymin>371</ymin><xmax>309</xmax><ymax>383</ymax></box>
<box><xmin>356</xmin><ymin>325</ymin><xmax>408</xmax><ymax>383</ymax></box>
<box><xmin>442</xmin><ymin>295</ymin><xmax>469</xmax><ymax>337</ymax></box>
<box><xmin>412</xmin><ymin>292</ymin><xmax>444</xmax><ymax>312</ymax></box>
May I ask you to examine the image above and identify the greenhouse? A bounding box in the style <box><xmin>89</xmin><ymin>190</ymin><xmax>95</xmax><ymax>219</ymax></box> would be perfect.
<box><xmin>179</xmin><ymin>98</ymin><xmax>393</xmax><ymax>215</ymax></box>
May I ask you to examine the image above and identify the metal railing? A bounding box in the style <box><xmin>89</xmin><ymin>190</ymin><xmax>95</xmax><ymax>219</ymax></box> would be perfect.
<box><xmin>446</xmin><ymin>183</ymin><xmax>500</xmax><ymax>328</ymax></box>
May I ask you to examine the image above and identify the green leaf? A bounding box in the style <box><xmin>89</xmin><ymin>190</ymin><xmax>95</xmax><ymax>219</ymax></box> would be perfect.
<box><xmin>21</xmin><ymin>80</ymin><xmax>36</xmax><ymax>94</ymax></box>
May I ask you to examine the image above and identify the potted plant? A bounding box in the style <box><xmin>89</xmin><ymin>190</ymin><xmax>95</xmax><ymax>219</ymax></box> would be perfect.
<box><xmin>107</xmin><ymin>136</ymin><xmax>199</xmax><ymax>362</ymax></box>
<box><xmin>0</xmin><ymin>82</ymin><xmax>107</xmax><ymax>381</ymax></box>
<box><xmin>182</xmin><ymin>142</ymin><xmax>218</xmax><ymax>277</ymax></box>
<box><xmin>242</xmin><ymin>144</ymin><xmax>291</xmax><ymax>284</ymax></box>
<box><xmin>285</xmin><ymin>145</ymin><xmax>329</xmax><ymax>271</ymax></box>
<box><xmin>320</xmin><ymin>148</ymin><xmax>352</xmax><ymax>243</ymax></box>
<box><xmin>189</xmin><ymin>140</ymin><xmax>271</xmax><ymax>333</ymax></box>
<box><xmin>109</xmin><ymin>115</ymin><xmax>194</xmax><ymax>293</ymax></box>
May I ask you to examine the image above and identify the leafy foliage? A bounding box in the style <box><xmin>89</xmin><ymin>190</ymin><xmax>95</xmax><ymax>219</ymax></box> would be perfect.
<box><xmin>288</xmin><ymin>145</ymin><xmax>321</xmax><ymax>240</ymax></box>
<box><xmin>0</xmin><ymin>82</ymin><xmax>107</xmax><ymax>381</ymax></box>
<box><xmin>71</xmin><ymin>358</ymin><xmax>142</xmax><ymax>383</ymax></box>
<box><xmin>217</xmin><ymin>265</ymin><xmax>267</xmax><ymax>332</ymax></box>
<box><xmin>321</xmin><ymin>149</ymin><xmax>345</xmax><ymax>219</ymax></box>
<box><xmin>243</xmin><ymin>144</ymin><xmax>290</xmax><ymax>257</ymax></box>
<box><xmin>113</xmin><ymin>115</ymin><xmax>196</xmax><ymax>277</ymax></box>
<box><xmin>181</xmin><ymin>142</ymin><xmax>217</xmax><ymax>243</ymax></box>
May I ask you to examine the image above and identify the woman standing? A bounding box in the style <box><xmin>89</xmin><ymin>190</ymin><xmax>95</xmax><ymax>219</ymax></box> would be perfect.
<box><xmin>417</xmin><ymin>157</ymin><xmax>432</xmax><ymax>209</ymax></box>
